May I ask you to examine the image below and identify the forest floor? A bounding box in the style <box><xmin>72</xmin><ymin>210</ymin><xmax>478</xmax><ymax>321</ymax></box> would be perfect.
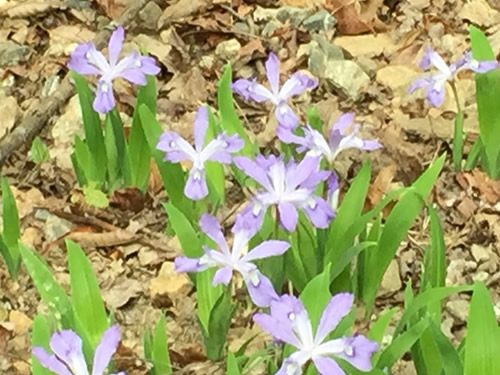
<box><xmin>1</xmin><ymin>0</ymin><xmax>500</xmax><ymax>374</ymax></box>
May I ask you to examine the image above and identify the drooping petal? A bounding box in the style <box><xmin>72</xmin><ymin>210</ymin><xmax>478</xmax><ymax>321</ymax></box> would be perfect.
<box><xmin>313</xmin><ymin>356</ymin><xmax>345</xmax><ymax>375</ymax></box>
<box><xmin>212</xmin><ymin>266</ymin><xmax>233</xmax><ymax>285</ymax></box>
<box><xmin>470</xmin><ymin>60</ymin><xmax>499</xmax><ymax>73</ymax></box>
<box><xmin>32</xmin><ymin>347</ymin><xmax>73</xmax><ymax>375</ymax></box>
<box><xmin>335</xmin><ymin>335</ymin><xmax>378</xmax><ymax>371</ymax></box>
<box><xmin>456</xmin><ymin>53</ymin><xmax>499</xmax><ymax>74</ymax></box>
<box><xmin>421</xmin><ymin>47</ymin><xmax>451</xmax><ymax>76</ymax></box>
<box><xmin>315</xmin><ymin>293</ymin><xmax>354</xmax><ymax>344</ymax></box>
<box><xmin>200</xmin><ymin>214</ymin><xmax>228</xmax><ymax>252</ymax></box>
<box><xmin>253</xmin><ymin>313</ymin><xmax>300</xmax><ymax>347</ymax></box>
<box><xmin>275</xmin><ymin>357</ymin><xmax>303</xmax><ymax>375</ymax></box>
<box><xmin>156</xmin><ymin>132</ymin><xmax>197</xmax><ymax>163</ymax></box>
<box><xmin>194</xmin><ymin>106</ymin><xmax>209</xmax><ymax>151</ymax></box>
<box><xmin>278</xmin><ymin>202</ymin><xmax>299</xmax><ymax>231</ymax></box>
<box><xmin>266</xmin><ymin>53</ymin><xmax>281</xmax><ymax>95</ymax></box>
<box><xmin>184</xmin><ymin>168</ymin><xmax>208</xmax><ymax>200</ymax></box>
<box><xmin>286</xmin><ymin>156</ymin><xmax>319</xmax><ymax>190</ymax></box>
<box><xmin>174</xmin><ymin>256</ymin><xmax>208</xmax><ymax>273</ymax></box>
<box><xmin>68</xmin><ymin>43</ymin><xmax>101</xmax><ymax>75</ymax></box>
<box><xmin>234</xmin><ymin>156</ymin><xmax>272</xmax><ymax>190</ymax></box>
<box><xmin>243</xmin><ymin>240</ymin><xmax>290</xmax><ymax>262</ymax></box>
<box><xmin>425</xmin><ymin>80</ymin><xmax>446</xmax><ymax>107</ymax></box>
<box><xmin>92</xmin><ymin>325</ymin><xmax>121</xmax><ymax>375</ymax></box>
<box><xmin>138</xmin><ymin>56</ymin><xmax>161</xmax><ymax>75</ymax></box>
<box><xmin>119</xmin><ymin>68</ymin><xmax>147</xmax><ymax>85</ymax></box>
<box><xmin>331</xmin><ymin>112</ymin><xmax>355</xmax><ymax>136</ymax></box>
<box><xmin>275</xmin><ymin>102</ymin><xmax>300</xmax><ymax>129</ymax></box>
<box><xmin>232</xmin><ymin>78</ymin><xmax>275</xmax><ymax>102</ymax></box>
<box><xmin>93</xmin><ymin>79</ymin><xmax>116</xmax><ymax>114</ymax></box>
<box><xmin>279</xmin><ymin>72</ymin><xmax>318</xmax><ymax>100</ymax></box>
<box><xmin>276</xmin><ymin>125</ymin><xmax>307</xmax><ymax>145</ymax></box>
<box><xmin>233</xmin><ymin>201</ymin><xmax>266</xmax><ymax>235</ymax></box>
<box><xmin>245</xmin><ymin>271</ymin><xmax>279</xmax><ymax>307</ymax></box>
<box><xmin>108</xmin><ymin>26</ymin><xmax>125</xmax><ymax>66</ymax></box>
<box><xmin>302</xmin><ymin>197</ymin><xmax>335</xmax><ymax>229</ymax></box>
<box><xmin>49</xmin><ymin>330</ymin><xmax>89</xmax><ymax>375</ymax></box>
<box><xmin>327</xmin><ymin>172</ymin><xmax>340</xmax><ymax>210</ymax></box>
<box><xmin>408</xmin><ymin>76</ymin><xmax>433</xmax><ymax>94</ymax></box>
<box><xmin>231</xmin><ymin>79</ymin><xmax>253</xmax><ymax>100</ymax></box>
<box><xmin>361</xmin><ymin>139</ymin><xmax>382</xmax><ymax>150</ymax></box>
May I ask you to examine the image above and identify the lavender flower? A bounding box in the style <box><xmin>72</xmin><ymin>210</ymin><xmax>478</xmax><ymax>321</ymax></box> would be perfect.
<box><xmin>156</xmin><ymin>106</ymin><xmax>244</xmax><ymax>200</ymax></box>
<box><xmin>234</xmin><ymin>155</ymin><xmax>334</xmax><ymax>232</ymax></box>
<box><xmin>254</xmin><ymin>293</ymin><xmax>378</xmax><ymax>375</ymax></box>
<box><xmin>68</xmin><ymin>26</ymin><xmax>161</xmax><ymax>113</ymax></box>
<box><xmin>278</xmin><ymin>112</ymin><xmax>381</xmax><ymax>164</ymax></box>
<box><xmin>175</xmin><ymin>214</ymin><xmax>289</xmax><ymax>307</ymax></box>
<box><xmin>327</xmin><ymin>172</ymin><xmax>340</xmax><ymax>210</ymax></box>
<box><xmin>32</xmin><ymin>325</ymin><xmax>124</xmax><ymax>375</ymax></box>
<box><xmin>232</xmin><ymin>53</ymin><xmax>318</xmax><ymax>129</ymax></box>
<box><xmin>408</xmin><ymin>47</ymin><xmax>498</xmax><ymax>107</ymax></box>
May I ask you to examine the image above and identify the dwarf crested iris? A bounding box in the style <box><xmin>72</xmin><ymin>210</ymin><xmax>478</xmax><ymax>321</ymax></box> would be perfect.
<box><xmin>156</xmin><ymin>106</ymin><xmax>243</xmax><ymax>200</ymax></box>
<box><xmin>175</xmin><ymin>214</ymin><xmax>289</xmax><ymax>307</ymax></box>
<box><xmin>278</xmin><ymin>112</ymin><xmax>381</xmax><ymax>164</ymax></box>
<box><xmin>32</xmin><ymin>325</ymin><xmax>124</xmax><ymax>375</ymax></box>
<box><xmin>254</xmin><ymin>293</ymin><xmax>378</xmax><ymax>375</ymax></box>
<box><xmin>232</xmin><ymin>53</ymin><xmax>317</xmax><ymax>129</ymax></box>
<box><xmin>68</xmin><ymin>26</ymin><xmax>161</xmax><ymax>113</ymax></box>
<box><xmin>234</xmin><ymin>155</ymin><xmax>334</xmax><ymax>232</ymax></box>
<box><xmin>408</xmin><ymin>47</ymin><xmax>498</xmax><ymax>107</ymax></box>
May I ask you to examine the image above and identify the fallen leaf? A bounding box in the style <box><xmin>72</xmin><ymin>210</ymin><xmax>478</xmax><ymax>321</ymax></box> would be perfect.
<box><xmin>66</xmin><ymin>230</ymin><xmax>138</xmax><ymax>249</ymax></box>
<box><xmin>457</xmin><ymin>170</ymin><xmax>500</xmax><ymax>205</ymax></box>
<box><xmin>102</xmin><ymin>277</ymin><xmax>143</xmax><ymax>309</ymax></box>
<box><xmin>150</xmin><ymin>262</ymin><xmax>192</xmax><ymax>307</ymax></box>
<box><xmin>110</xmin><ymin>187</ymin><xmax>148</xmax><ymax>213</ymax></box>
<box><xmin>3</xmin><ymin>0</ymin><xmax>62</xmax><ymax>18</ymax></box>
<box><xmin>158</xmin><ymin>0</ymin><xmax>212</xmax><ymax>29</ymax></box>
<box><xmin>9</xmin><ymin>311</ymin><xmax>32</xmax><ymax>335</ymax></box>
<box><xmin>325</xmin><ymin>0</ymin><xmax>385</xmax><ymax>35</ymax></box>
<box><xmin>365</xmin><ymin>163</ymin><xmax>397</xmax><ymax>212</ymax></box>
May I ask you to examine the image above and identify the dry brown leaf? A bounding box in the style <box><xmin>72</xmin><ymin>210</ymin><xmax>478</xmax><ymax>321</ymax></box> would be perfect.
<box><xmin>102</xmin><ymin>277</ymin><xmax>143</xmax><ymax>309</ymax></box>
<box><xmin>94</xmin><ymin>0</ymin><xmax>126</xmax><ymax>19</ymax></box>
<box><xmin>66</xmin><ymin>230</ymin><xmax>138</xmax><ymax>249</ymax></box>
<box><xmin>158</xmin><ymin>0</ymin><xmax>212</xmax><ymax>29</ymax></box>
<box><xmin>365</xmin><ymin>163</ymin><xmax>397</xmax><ymax>212</ymax></box>
<box><xmin>325</xmin><ymin>0</ymin><xmax>385</xmax><ymax>35</ymax></box>
<box><xmin>8</xmin><ymin>311</ymin><xmax>32</xmax><ymax>335</ymax></box>
<box><xmin>4</xmin><ymin>0</ymin><xmax>62</xmax><ymax>18</ymax></box>
<box><xmin>110</xmin><ymin>187</ymin><xmax>148</xmax><ymax>213</ymax></box>
<box><xmin>457</xmin><ymin>170</ymin><xmax>500</xmax><ymax>205</ymax></box>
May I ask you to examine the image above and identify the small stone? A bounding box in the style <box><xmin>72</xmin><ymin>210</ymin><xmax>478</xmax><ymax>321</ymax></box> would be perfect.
<box><xmin>215</xmin><ymin>38</ymin><xmax>241</xmax><ymax>61</ymax></box>
<box><xmin>276</xmin><ymin>6</ymin><xmax>314</xmax><ymax>27</ymax></box>
<box><xmin>0</xmin><ymin>41</ymin><xmax>30</xmax><ymax>67</ymax></box>
<box><xmin>150</xmin><ymin>262</ymin><xmax>192</xmax><ymax>307</ymax></box>
<box><xmin>44</xmin><ymin>214</ymin><xmax>74</xmax><ymax>242</ymax></box>
<box><xmin>446</xmin><ymin>299</ymin><xmax>470</xmax><ymax>322</ymax></box>
<box><xmin>262</xmin><ymin>20</ymin><xmax>281</xmax><ymax>37</ymax></box>
<box><xmin>325</xmin><ymin>60</ymin><xmax>369</xmax><ymax>100</ymax></box>
<box><xmin>471</xmin><ymin>244</ymin><xmax>490</xmax><ymax>263</ymax></box>
<box><xmin>9</xmin><ymin>310</ymin><xmax>32</xmax><ymax>335</ymax></box>
<box><xmin>253</xmin><ymin>6</ymin><xmax>279</xmax><ymax>22</ymax></box>
<box><xmin>355</xmin><ymin>56</ymin><xmax>377</xmax><ymax>78</ymax></box>
<box><xmin>139</xmin><ymin>2</ymin><xmax>162</xmax><ymax>30</ymax></box>
<box><xmin>472</xmin><ymin>271</ymin><xmax>489</xmax><ymax>282</ymax></box>
<box><xmin>302</xmin><ymin>9</ymin><xmax>336</xmax><ymax>32</ymax></box>
<box><xmin>199</xmin><ymin>55</ymin><xmax>215</xmax><ymax>70</ymax></box>
<box><xmin>380</xmin><ymin>259</ymin><xmax>402</xmax><ymax>294</ymax></box>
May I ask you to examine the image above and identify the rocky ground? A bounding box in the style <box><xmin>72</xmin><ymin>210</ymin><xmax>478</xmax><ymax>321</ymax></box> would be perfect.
<box><xmin>1</xmin><ymin>0</ymin><xmax>500</xmax><ymax>374</ymax></box>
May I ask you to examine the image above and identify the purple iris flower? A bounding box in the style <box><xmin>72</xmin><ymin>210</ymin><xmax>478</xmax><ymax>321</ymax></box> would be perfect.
<box><xmin>175</xmin><ymin>214</ymin><xmax>290</xmax><ymax>307</ymax></box>
<box><xmin>234</xmin><ymin>155</ymin><xmax>334</xmax><ymax>232</ymax></box>
<box><xmin>327</xmin><ymin>172</ymin><xmax>340</xmax><ymax>210</ymax></box>
<box><xmin>32</xmin><ymin>325</ymin><xmax>125</xmax><ymax>375</ymax></box>
<box><xmin>254</xmin><ymin>293</ymin><xmax>378</xmax><ymax>375</ymax></box>
<box><xmin>408</xmin><ymin>47</ymin><xmax>498</xmax><ymax>107</ymax></box>
<box><xmin>278</xmin><ymin>112</ymin><xmax>381</xmax><ymax>164</ymax></box>
<box><xmin>156</xmin><ymin>106</ymin><xmax>244</xmax><ymax>200</ymax></box>
<box><xmin>68</xmin><ymin>26</ymin><xmax>161</xmax><ymax>114</ymax></box>
<box><xmin>232</xmin><ymin>53</ymin><xmax>318</xmax><ymax>129</ymax></box>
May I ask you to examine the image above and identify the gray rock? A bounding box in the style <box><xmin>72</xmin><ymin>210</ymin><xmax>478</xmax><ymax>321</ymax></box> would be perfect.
<box><xmin>305</xmin><ymin>36</ymin><xmax>344</xmax><ymax>77</ymax></box>
<box><xmin>325</xmin><ymin>60</ymin><xmax>370</xmax><ymax>100</ymax></box>
<box><xmin>253</xmin><ymin>6</ymin><xmax>279</xmax><ymax>22</ymax></box>
<box><xmin>446</xmin><ymin>299</ymin><xmax>470</xmax><ymax>323</ymax></box>
<box><xmin>355</xmin><ymin>56</ymin><xmax>378</xmax><ymax>78</ymax></box>
<box><xmin>0</xmin><ymin>41</ymin><xmax>29</xmax><ymax>67</ymax></box>
<box><xmin>215</xmin><ymin>39</ymin><xmax>241</xmax><ymax>61</ymax></box>
<box><xmin>303</xmin><ymin>9</ymin><xmax>336</xmax><ymax>32</ymax></box>
<box><xmin>471</xmin><ymin>244</ymin><xmax>490</xmax><ymax>263</ymax></box>
<box><xmin>262</xmin><ymin>20</ymin><xmax>280</xmax><ymax>37</ymax></box>
<box><xmin>45</xmin><ymin>214</ymin><xmax>74</xmax><ymax>242</ymax></box>
<box><xmin>139</xmin><ymin>2</ymin><xmax>162</xmax><ymax>30</ymax></box>
<box><xmin>276</xmin><ymin>6</ymin><xmax>314</xmax><ymax>27</ymax></box>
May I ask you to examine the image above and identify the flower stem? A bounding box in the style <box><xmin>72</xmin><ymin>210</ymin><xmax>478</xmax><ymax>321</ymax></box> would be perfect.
<box><xmin>274</xmin><ymin>205</ymin><xmax>280</xmax><ymax>238</ymax></box>
<box><xmin>450</xmin><ymin>81</ymin><xmax>464</xmax><ymax>172</ymax></box>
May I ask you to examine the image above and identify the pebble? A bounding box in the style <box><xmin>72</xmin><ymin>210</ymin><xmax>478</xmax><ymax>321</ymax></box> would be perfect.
<box><xmin>0</xmin><ymin>41</ymin><xmax>30</xmax><ymax>67</ymax></box>
<box><xmin>446</xmin><ymin>299</ymin><xmax>470</xmax><ymax>323</ymax></box>
<box><xmin>215</xmin><ymin>38</ymin><xmax>241</xmax><ymax>61</ymax></box>
<box><xmin>470</xmin><ymin>244</ymin><xmax>490</xmax><ymax>263</ymax></box>
<box><xmin>139</xmin><ymin>2</ymin><xmax>162</xmax><ymax>30</ymax></box>
<box><xmin>302</xmin><ymin>9</ymin><xmax>336</xmax><ymax>32</ymax></box>
<box><xmin>325</xmin><ymin>60</ymin><xmax>369</xmax><ymax>100</ymax></box>
<box><xmin>276</xmin><ymin>6</ymin><xmax>314</xmax><ymax>27</ymax></box>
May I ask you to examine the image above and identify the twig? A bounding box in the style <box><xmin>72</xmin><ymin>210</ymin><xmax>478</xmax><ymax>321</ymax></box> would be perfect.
<box><xmin>0</xmin><ymin>0</ymin><xmax>150</xmax><ymax>167</ymax></box>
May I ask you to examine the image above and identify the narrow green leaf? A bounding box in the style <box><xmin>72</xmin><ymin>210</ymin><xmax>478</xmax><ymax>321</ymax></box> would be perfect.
<box><xmin>203</xmin><ymin>290</ymin><xmax>235</xmax><ymax>360</ymax></box>
<box><xmin>452</xmin><ymin>111</ymin><xmax>464</xmax><ymax>172</ymax></box>
<box><xmin>71</xmin><ymin>72</ymin><xmax>106</xmax><ymax>183</ymax></box>
<box><xmin>104</xmin><ymin>115</ymin><xmax>120</xmax><ymax>192</ymax></box>
<box><xmin>470</xmin><ymin>25</ymin><xmax>500</xmax><ymax>178</ymax></box>
<box><xmin>227</xmin><ymin>352</ymin><xmax>243</xmax><ymax>375</ymax></box>
<box><xmin>218</xmin><ymin>64</ymin><xmax>255</xmax><ymax>157</ymax></box>
<box><xmin>108</xmin><ymin>109</ymin><xmax>132</xmax><ymax>187</ymax></box>
<box><xmin>300</xmin><ymin>264</ymin><xmax>331</xmax><ymax>330</ymax></box>
<box><xmin>129</xmin><ymin>75</ymin><xmax>156</xmax><ymax>192</ymax></box>
<box><xmin>368</xmin><ymin>307</ymin><xmax>398</xmax><ymax>344</ymax></box>
<box><xmin>164</xmin><ymin>203</ymin><xmax>201</xmax><ymax>258</ymax></box>
<box><xmin>31</xmin><ymin>314</ymin><xmax>54</xmax><ymax>375</ymax></box>
<box><xmin>73</xmin><ymin>135</ymin><xmax>93</xmax><ymax>184</ymax></box>
<box><xmin>30</xmin><ymin>136</ymin><xmax>50</xmax><ymax>164</ymax></box>
<box><xmin>66</xmin><ymin>240</ymin><xmax>108</xmax><ymax>349</ymax></box>
<box><xmin>377</xmin><ymin>318</ymin><xmax>429</xmax><ymax>369</ymax></box>
<box><xmin>464</xmin><ymin>137</ymin><xmax>482</xmax><ymax>171</ymax></box>
<box><xmin>19</xmin><ymin>244</ymin><xmax>74</xmax><ymax>327</ymax></box>
<box><xmin>428</xmin><ymin>318</ymin><xmax>463</xmax><ymax>375</ymax></box>
<box><xmin>196</xmin><ymin>269</ymin><xmax>223</xmax><ymax>333</ymax></box>
<box><xmin>363</xmin><ymin>154</ymin><xmax>446</xmax><ymax>310</ymax></box>
<box><xmin>1</xmin><ymin>178</ymin><xmax>20</xmax><ymax>277</ymax></box>
<box><xmin>151</xmin><ymin>314</ymin><xmax>172</xmax><ymax>375</ymax></box>
<box><xmin>464</xmin><ymin>282</ymin><xmax>500</xmax><ymax>375</ymax></box>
